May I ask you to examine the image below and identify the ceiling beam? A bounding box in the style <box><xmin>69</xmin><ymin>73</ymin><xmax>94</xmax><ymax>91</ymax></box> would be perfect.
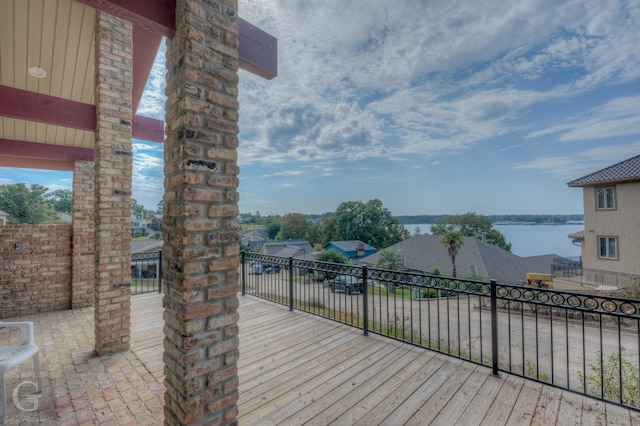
<box><xmin>0</xmin><ymin>86</ymin><xmax>95</xmax><ymax>131</ymax></box>
<box><xmin>0</xmin><ymin>156</ymin><xmax>74</xmax><ymax>171</ymax></box>
<box><xmin>0</xmin><ymin>139</ymin><xmax>93</xmax><ymax>163</ymax></box>
<box><xmin>77</xmin><ymin>0</ymin><xmax>277</xmax><ymax>80</ymax></box>
<box><xmin>0</xmin><ymin>86</ymin><xmax>165</xmax><ymax>143</ymax></box>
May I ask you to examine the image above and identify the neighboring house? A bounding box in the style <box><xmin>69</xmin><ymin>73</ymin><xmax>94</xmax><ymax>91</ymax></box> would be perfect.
<box><xmin>0</xmin><ymin>209</ymin><xmax>8</xmax><ymax>225</ymax></box>
<box><xmin>241</xmin><ymin>228</ymin><xmax>268</xmax><ymax>252</ymax></box>
<box><xmin>261</xmin><ymin>239</ymin><xmax>314</xmax><ymax>260</ymax></box>
<box><xmin>323</xmin><ymin>240</ymin><xmax>377</xmax><ymax>262</ymax></box>
<box><xmin>131</xmin><ymin>211</ymin><xmax>147</xmax><ymax>234</ymax></box>
<box><xmin>131</xmin><ymin>240</ymin><xmax>163</xmax><ymax>279</ymax></box>
<box><xmin>56</xmin><ymin>212</ymin><xmax>72</xmax><ymax>222</ymax></box>
<box><xmin>360</xmin><ymin>234</ymin><xmax>563</xmax><ymax>285</ymax></box>
<box><xmin>567</xmin><ymin>154</ymin><xmax>640</xmax><ymax>277</ymax></box>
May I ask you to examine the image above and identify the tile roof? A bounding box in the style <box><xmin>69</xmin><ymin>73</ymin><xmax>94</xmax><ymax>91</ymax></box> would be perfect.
<box><xmin>567</xmin><ymin>154</ymin><xmax>640</xmax><ymax>187</ymax></box>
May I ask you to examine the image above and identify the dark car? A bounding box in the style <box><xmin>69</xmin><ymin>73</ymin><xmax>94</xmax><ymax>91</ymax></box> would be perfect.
<box><xmin>329</xmin><ymin>275</ymin><xmax>363</xmax><ymax>295</ymax></box>
<box><xmin>263</xmin><ymin>264</ymin><xmax>281</xmax><ymax>274</ymax></box>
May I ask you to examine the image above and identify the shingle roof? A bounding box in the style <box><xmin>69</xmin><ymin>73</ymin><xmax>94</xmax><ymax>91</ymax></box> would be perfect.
<box><xmin>131</xmin><ymin>240</ymin><xmax>163</xmax><ymax>254</ymax></box>
<box><xmin>567</xmin><ymin>154</ymin><xmax>640</xmax><ymax>187</ymax></box>
<box><xmin>325</xmin><ymin>240</ymin><xmax>376</xmax><ymax>251</ymax></box>
<box><xmin>360</xmin><ymin>234</ymin><xmax>563</xmax><ymax>285</ymax></box>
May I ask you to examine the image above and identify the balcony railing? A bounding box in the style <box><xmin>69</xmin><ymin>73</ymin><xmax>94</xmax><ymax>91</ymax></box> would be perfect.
<box><xmin>552</xmin><ymin>258</ymin><xmax>640</xmax><ymax>288</ymax></box>
<box><xmin>240</xmin><ymin>251</ymin><xmax>640</xmax><ymax>410</ymax></box>
<box><xmin>130</xmin><ymin>250</ymin><xmax>162</xmax><ymax>294</ymax></box>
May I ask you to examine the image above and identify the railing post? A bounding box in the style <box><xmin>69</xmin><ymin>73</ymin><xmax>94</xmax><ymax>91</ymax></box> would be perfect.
<box><xmin>289</xmin><ymin>257</ymin><xmax>294</xmax><ymax>312</ymax></box>
<box><xmin>241</xmin><ymin>251</ymin><xmax>246</xmax><ymax>296</ymax></box>
<box><xmin>362</xmin><ymin>266</ymin><xmax>369</xmax><ymax>336</ymax></box>
<box><xmin>158</xmin><ymin>250</ymin><xmax>163</xmax><ymax>294</ymax></box>
<box><xmin>490</xmin><ymin>279</ymin><xmax>501</xmax><ymax>377</ymax></box>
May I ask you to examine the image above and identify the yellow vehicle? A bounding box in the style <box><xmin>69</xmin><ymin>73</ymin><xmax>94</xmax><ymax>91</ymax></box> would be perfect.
<box><xmin>526</xmin><ymin>273</ymin><xmax>553</xmax><ymax>288</ymax></box>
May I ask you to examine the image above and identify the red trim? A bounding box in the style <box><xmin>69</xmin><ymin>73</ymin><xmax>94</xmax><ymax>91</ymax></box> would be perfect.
<box><xmin>0</xmin><ymin>86</ymin><xmax>95</xmax><ymax>131</ymax></box>
<box><xmin>132</xmin><ymin>27</ymin><xmax>163</xmax><ymax>112</ymax></box>
<box><xmin>239</xmin><ymin>18</ymin><xmax>278</xmax><ymax>80</ymax></box>
<box><xmin>0</xmin><ymin>156</ymin><xmax>74</xmax><ymax>171</ymax></box>
<box><xmin>0</xmin><ymin>139</ymin><xmax>93</xmax><ymax>162</ymax></box>
<box><xmin>76</xmin><ymin>0</ymin><xmax>176</xmax><ymax>38</ymax></box>
<box><xmin>133</xmin><ymin>115</ymin><xmax>164</xmax><ymax>143</ymax></box>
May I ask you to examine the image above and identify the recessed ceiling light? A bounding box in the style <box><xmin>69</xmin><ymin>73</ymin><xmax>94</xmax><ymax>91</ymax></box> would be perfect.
<box><xmin>28</xmin><ymin>66</ymin><xmax>47</xmax><ymax>79</ymax></box>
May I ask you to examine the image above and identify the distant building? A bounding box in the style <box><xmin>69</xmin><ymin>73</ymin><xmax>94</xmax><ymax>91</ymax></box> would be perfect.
<box><xmin>130</xmin><ymin>240</ymin><xmax>163</xmax><ymax>279</ymax></box>
<box><xmin>0</xmin><ymin>209</ymin><xmax>8</xmax><ymax>225</ymax></box>
<box><xmin>261</xmin><ymin>239</ymin><xmax>314</xmax><ymax>259</ymax></box>
<box><xmin>241</xmin><ymin>228</ymin><xmax>267</xmax><ymax>252</ymax></box>
<box><xmin>131</xmin><ymin>211</ymin><xmax>147</xmax><ymax>234</ymax></box>
<box><xmin>361</xmin><ymin>234</ymin><xmax>562</xmax><ymax>285</ymax></box>
<box><xmin>568</xmin><ymin>154</ymin><xmax>640</xmax><ymax>277</ymax></box>
<box><xmin>323</xmin><ymin>240</ymin><xmax>376</xmax><ymax>262</ymax></box>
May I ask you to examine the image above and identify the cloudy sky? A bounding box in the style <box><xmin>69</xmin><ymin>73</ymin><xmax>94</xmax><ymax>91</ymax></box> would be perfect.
<box><xmin>3</xmin><ymin>0</ymin><xmax>640</xmax><ymax>216</ymax></box>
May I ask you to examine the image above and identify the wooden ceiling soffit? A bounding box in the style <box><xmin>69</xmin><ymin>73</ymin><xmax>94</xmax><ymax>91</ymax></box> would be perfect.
<box><xmin>77</xmin><ymin>0</ymin><xmax>278</xmax><ymax>80</ymax></box>
<box><xmin>0</xmin><ymin>86</ymin><xmax>164</xmax><ymax>144</ymax></box>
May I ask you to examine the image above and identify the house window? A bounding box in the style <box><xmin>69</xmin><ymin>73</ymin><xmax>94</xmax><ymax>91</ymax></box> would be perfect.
<box><xmin>596</xmin><ymin>187</ymin><xmax>615</xmax><ymax>210</ymax></box>
<box><xmin>598</xmin><ymin>236</ymin><xmax>617</xmax><ymax>259</ymax></box>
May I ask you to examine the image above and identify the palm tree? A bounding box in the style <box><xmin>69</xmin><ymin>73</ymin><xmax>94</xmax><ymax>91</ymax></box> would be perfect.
<box><xmin>375</xmin><ymin>249</ymin><xmax>404</xmax><ymax>292</ymax></box>
<box><xmin>441</xmin><ymin>230</ymin><xmax>464</xmax><ymax>278</ymax></box>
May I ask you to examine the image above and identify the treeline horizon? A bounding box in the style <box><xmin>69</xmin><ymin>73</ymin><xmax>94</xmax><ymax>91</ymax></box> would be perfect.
<box><xmin>240</xmin><ymin>212</ymin><xmax>584</xmax><ymax>225</ymax></box>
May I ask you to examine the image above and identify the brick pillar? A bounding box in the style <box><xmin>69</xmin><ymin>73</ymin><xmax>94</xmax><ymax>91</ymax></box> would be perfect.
<box><xmin>93</xmin><ymin>11</ymin><xmax>133</xmax><ymax>355</ymax></box>
<box><xmin>163</xmin><ymin>0</ymin><xmax>241</xmax><ymax>423</ymax></box>
<box><xmin>71</xmin><ymin>160</ymin><xmax>95</xmax><ymax>309</ymax></box>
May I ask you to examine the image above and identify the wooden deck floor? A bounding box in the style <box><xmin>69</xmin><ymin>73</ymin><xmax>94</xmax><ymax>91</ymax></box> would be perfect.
<box><xmin>130</xmin><ymin>293</ymin><xmax>640</xmax><ymax>425</ymax></box>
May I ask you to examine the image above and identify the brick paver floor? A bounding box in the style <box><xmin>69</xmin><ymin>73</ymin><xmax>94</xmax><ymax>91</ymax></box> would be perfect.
<box><xmin>1</xmin><ymin>306</ymin><xmax>164</xmax><ymax>425</ymax></box>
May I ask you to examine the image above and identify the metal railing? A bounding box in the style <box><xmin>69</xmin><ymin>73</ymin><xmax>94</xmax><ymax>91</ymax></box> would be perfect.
<box><xmin>240</xmin><ymin>251</ymin><xmax>640</xmax><ymax>410</ymax></box>
<box><xmin>130</xmin><ymin>250</ymin><xmax>162</xmax><ymax>294</ymax></box>
<box><xmin>552</xmin><ymin>258</ymin><xmax>640</xmax><ymax>288</ymax></box>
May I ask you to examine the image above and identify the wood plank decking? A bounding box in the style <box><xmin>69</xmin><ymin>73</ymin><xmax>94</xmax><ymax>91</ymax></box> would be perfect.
<box><xmin>130</xmin><ymin>293</ymin><xmax>640</xmax><ymax>425</ymax></box>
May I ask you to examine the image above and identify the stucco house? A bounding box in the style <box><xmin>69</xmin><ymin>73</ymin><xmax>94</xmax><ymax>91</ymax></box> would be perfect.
<box><xmin>568</xmin><ymin>154</ymin><xmax>640</xmax><ymax>277</ymax></box>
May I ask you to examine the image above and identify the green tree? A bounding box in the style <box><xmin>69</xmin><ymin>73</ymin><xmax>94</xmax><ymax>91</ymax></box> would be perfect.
<box><xmin>0</xmin><ymin>183</ymin><xmax>57</xmax><ymax>224</ymax></box>
<box><xmin>315</xmin><ymin>249</ymin><xmax>347</xmax><ymax>264</ymax></box>
<box><xmin>375</xmin><ymin>249</ymin><xmax>404</xmax><ymax>292</ymax></box>
<box><xmin>150</xmin><ymin>217</ymin><xmax>163</xmax><ymax>232</ymax></box>
<box><xmin>276</xmin><ymin>213</ymin><xmax>313</xmax><ymax>241</ymax></box>
<box><xmin>441</xmin><ymin>230</ymin><xmax>464</xmax><ymax>278</ymax></box>
<box><xmin>321</xmin><ymin>199</ymin><xmax>409</xmax><ymax>249</ymax></box>
<box><xmin>431</xmin><ymin>212</ymin><xmax>512</xmax><ymax>252</ymax></box>
<box><xmin>264</xmin><ymin>217</ymin><xmax>282</xmax><ymax>240</ymax></box>
<box><xmin>46</xmin><ymin>189</ymin><xmax>72</xmax><ymax>213</ymax></box>
<box><xmin>132</xmin><ymin>198</ymin><xmax>147</xmax><ymax>218</ymax></box>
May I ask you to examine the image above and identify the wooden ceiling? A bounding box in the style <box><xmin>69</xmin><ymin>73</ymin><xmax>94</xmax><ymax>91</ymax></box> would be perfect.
<box><xmin>0</xmin><ymin>0</ymin><xmax>277</xmax><ymax>171</ymax></box>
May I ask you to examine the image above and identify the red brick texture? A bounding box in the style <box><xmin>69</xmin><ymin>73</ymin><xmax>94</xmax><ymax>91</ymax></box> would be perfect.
<box><xmin>163</xmin><ymin>0</ymin><xmax>241</xmax><ymax>424</ymax></box>
<box><xmin>0</xmin><ymin>225</ymin><xmax>72</xmax><ymax>319</ymax></box>
<box><xmin>93</xmin><ymin>12</ymin><xmax>133</xmax><ymax>356</ymax></box>
<box><xmin>72</xmin><ymin>160</ymin><xmax>95</xmax><ymax>309</ymax></box>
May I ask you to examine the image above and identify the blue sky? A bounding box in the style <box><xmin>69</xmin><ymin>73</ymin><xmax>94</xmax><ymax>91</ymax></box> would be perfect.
<box><xmin>2</xmin><ymin>0</ymin><xmax>639</xmax><ymax>216</ymax></box>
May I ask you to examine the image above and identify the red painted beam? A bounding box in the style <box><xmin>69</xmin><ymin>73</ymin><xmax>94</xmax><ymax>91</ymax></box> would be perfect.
<box><xmin>0</xmin><ymin>86</ymin><xmax>95</xmax><ymax>131</ymax></box>
<box><xmin>133</xmin><ymin>115</ymin><xmax>164</xmax><ymax>143</ymax></box>
<box><xmin>0</xmin><ymin>139</ymin><xmax>93</xmax><ymax>162</ymax></box>
<box><xmin>133</xmin><ymin>26</ymin><xmax>164</xmax><ymax>112</ymax></box>
<box><xmin>0</xmin><ymin>86</ymin><xmax>165</xmax><ymax>143</ymax></box>
<box><xmin>78</xmin><ymin>0</ymin><xmax>277</xmax><ymax>80</ymax></box>
<box><xmin>239</xmin><ymin>18</ymin><xmax>278</xmax><ymax>80</ymax></box>
<box><xmin>76</xmin><ymin>0</ymin><xmax>176</xmax><ymax>38</ymax></box>
<box><xmin>0</xmin><ymin>156</ymin><xmax>74</xmax><ymax>171</ymax></box>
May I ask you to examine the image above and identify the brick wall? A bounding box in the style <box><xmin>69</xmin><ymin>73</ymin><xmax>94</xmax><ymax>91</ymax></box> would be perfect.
<box><xmin>0</xmin><ymin>224</ymin><xmax>72</xmax><ymax>319</ymax></box>
<box><xmin>72</xmin><ymin>160</ymin><xmax>95</xmax><ymax>308</ymax></box>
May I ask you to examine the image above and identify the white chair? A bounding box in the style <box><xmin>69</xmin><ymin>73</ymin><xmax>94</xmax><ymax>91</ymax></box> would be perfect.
<box><xmin>0</xmin><ymin>321</ymin><xmax>42</xmax><ymax>421</ymax></box>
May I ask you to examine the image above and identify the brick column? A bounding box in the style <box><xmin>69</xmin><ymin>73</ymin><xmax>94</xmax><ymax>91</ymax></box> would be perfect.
<box><xmin>163</xmin><ymin>0</ymin><xmax>241</xmax><ymax>424</ymax></box>
<box><xmin>93</xmin><ymin>12</ymin><xmax>133</xmax><ymax>355</ymax></box>
<box><xmin>71</xmin><ymin>160</ymin><xmax>95</xmax><ymax>309</ymax></box>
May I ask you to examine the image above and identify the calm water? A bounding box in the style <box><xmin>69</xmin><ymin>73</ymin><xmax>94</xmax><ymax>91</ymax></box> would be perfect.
<box><xmin>406</xmin><ymin>223</ymin><xmax>584</xmax><ymax>258</ymax></box>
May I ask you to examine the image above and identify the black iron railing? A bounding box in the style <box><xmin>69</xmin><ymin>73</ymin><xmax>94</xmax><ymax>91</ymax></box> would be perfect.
<box><xmin>552</xmin><ymin>258</ymin><xmax>640</xmax><ymax>288</ymax></box>
<box><xmin>240</xmin><ymin>251</ymin><xmax>640</xmax><ymax>410</ymax></box>
<box><xmin>130</xmin><ymin>250</ymin><xmax>162</xmax><ymax>294</ymax></box>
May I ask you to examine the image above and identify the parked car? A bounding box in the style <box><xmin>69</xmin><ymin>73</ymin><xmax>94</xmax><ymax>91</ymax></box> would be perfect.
<box><xmin>263</xmin><ymin>264</ymin><xmax>281</xmax><ymax>274</ymax></box>
<box><xmin>329</xmin><ymin>275</ymin><xmax>363</xmax><ymax>295</ymax></box>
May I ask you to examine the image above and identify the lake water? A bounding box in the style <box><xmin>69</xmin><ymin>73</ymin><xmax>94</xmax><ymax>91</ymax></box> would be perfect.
<box><xmin>405</xmin><ymin>223</ymin><xmax>584</xmax><ymax>258</ymax></box>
